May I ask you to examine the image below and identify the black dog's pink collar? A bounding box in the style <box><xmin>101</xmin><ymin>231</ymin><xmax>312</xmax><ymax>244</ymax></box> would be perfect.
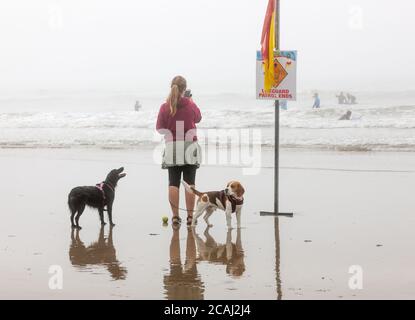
<box><xmin>96</xmin><ymin>182</ymin><xmax>114</xmax><ymax>200</ymax></box>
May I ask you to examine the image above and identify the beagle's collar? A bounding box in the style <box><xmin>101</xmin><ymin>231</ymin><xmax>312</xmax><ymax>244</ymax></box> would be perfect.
<box><xmin>228</xmin><ymin>194</ymin><xmax>244</xmax><ymax>205</ymax></box>
<box><xmin>220</xmin><ymin>190</ymin><xmax>244</xmax><ymax>212</ymax></box>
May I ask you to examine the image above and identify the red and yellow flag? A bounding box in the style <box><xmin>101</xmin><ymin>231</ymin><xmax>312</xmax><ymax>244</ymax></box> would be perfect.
<box><xmin>261</xmin><ymin>0</ymin><xmax>276</xmax><ymax>92</ymax></box>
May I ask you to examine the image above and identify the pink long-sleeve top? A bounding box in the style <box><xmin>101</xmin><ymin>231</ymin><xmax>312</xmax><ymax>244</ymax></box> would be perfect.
<box><xmin>156</xmin><ymin>97</ymin><xmax>202</xmax><ymax>142</ymax></box>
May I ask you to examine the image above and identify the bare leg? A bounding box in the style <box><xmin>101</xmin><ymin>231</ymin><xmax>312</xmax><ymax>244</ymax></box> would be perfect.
<box><xmin>185</xmin><ymin>185</ymin><xmax>196</xmax><ymax>218</ymax></box>
<box><xmin>169</xmin><ymin>186</ymin><xmax>180</xmax><ymax>218</ymax></box>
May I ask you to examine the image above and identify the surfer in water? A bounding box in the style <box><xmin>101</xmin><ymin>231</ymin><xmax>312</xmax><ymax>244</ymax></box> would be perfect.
<box><xmin>339</xmin><ymin>110</ymin><xmax>352</xmax><ymax>120</ymax></box>
<box><xmin>346</xmin><ymin>93</ymin><xmax>357</xmax><ymax>105</ymax></box>
<box><xmin>280</xmin><ymin>100</ymin><xmax>288</xmax><ymax>110</ymax></box>
<box><xmin>336</xmin><ymin>92</ymin><xmax>347</xmax><ymax>105</ymax></box>
<box><xmin>312</xmin><ymin>93</ymin><xmax>321</xmax><ymax>109</ymax></box>
<box><xmin>134</xmin><ymin>100</ymin><xmax>142</xmax><ymax>111</ymax></box>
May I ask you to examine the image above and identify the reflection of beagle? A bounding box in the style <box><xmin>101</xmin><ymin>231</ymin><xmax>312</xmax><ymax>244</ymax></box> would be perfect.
<box><xmin>194</xmin><ymin>228</ymin><xmax>245</xmax><ymax>277</ymax></box>
<box><xmin>183</xmin><ymin>181</ymin><xmax>245</xmax><ymax>229</ymax></box>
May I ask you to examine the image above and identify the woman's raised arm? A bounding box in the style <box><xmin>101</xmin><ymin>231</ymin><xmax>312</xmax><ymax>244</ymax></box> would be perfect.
<box><xmin>192</xmin><ymin>102</ymin><xmax>202</xmax><ymax>124</ymax></box>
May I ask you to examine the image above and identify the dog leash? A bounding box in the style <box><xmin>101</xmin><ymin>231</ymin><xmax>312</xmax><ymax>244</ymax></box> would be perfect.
<box><xmin>169</xmin><ymin>194</ymin><xmax>243</xmax><ymax>213</ymax></box>
<box><xmin>169</xmin><ymin>200</ymin><xmax>195</xmax><ymax>212</ymax></box>
<box><xmin>168</xmin><ymin>180</ymin><xmax>195</xmax><ymax>212</ymax></box>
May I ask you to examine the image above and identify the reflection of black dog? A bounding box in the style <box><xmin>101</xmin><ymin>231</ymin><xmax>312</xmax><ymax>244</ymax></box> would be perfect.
<box><xmin>194</xmin><ymin>228</ymin><xmax>245</xmax><ymax>277</ymax></box>
<box><xmin>69</xmin><ymin>226</ymin><xmax>127</xmax><ymax>280</ymax></box>
<box><xmin>68</xmin><ymin>168</ymin><xmax>126</xmax><ymax>229</ymax></box>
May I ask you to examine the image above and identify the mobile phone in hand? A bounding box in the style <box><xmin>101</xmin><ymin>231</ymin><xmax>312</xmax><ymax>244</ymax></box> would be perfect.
<box><xmin>184</xmin><ymin>90</ymin><xmax>192</xmax><ymax>98</ymax></box>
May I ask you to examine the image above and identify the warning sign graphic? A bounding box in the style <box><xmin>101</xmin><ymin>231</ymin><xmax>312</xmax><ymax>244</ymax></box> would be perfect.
<box><xmin>272</xmin><ymin>59</ymin><xmax>288</xmax><ymax>88</ymax></box>
<box><xmin>256</xmin><ymin>50</ymin><xmax>297</xmax><ymax>101</ymax></box>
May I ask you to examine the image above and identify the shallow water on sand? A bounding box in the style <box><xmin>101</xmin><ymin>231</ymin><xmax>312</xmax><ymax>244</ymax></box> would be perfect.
<box><xmin>1</xmin><ymin>148</ymin><xmax>415</xmax><ymax>299</ymax></box>
<box><xmin>0</xmin><ymin>148</ymin><xmax>278</xmax><ymax>299</ymax></box>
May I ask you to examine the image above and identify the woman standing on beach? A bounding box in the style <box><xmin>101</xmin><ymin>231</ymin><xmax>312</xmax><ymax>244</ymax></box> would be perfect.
<box><xmin>156</xmin><ymin>76</ymin><xmax>202</xmax><ymax>227</ymax></box>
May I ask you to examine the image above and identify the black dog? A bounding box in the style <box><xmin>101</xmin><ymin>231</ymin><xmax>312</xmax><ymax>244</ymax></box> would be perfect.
<box><xmin>68</xmin><ymin>168</ymin><xmax>126</xmax><ymax>229</ymax></box>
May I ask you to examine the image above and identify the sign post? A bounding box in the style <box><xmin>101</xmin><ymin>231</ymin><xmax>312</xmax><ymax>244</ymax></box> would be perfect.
<box><xmin>257</xmin><ymin>0</ymin><xmax>295</xmax><ymax>217</ymax></box>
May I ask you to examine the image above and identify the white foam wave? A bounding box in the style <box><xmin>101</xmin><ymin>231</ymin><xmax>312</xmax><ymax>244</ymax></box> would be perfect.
<box><xmin>0</xmin><ymin>104</ymin><xmax>415</xmax><ymax>151</ymax></box>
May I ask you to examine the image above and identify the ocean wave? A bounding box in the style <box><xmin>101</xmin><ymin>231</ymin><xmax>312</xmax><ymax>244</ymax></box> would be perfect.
<box><xmin>278</xmin><ymin>105</ymin><xmax>415</xmax><ymax>129</ymax></box>
<box><xmin>1</xmin><ymin>104</ymin><xmax>415</xmax><ymax>151</ymax></box>
<box><xmin>1</xmin><ymin>130</ymin><xmax>415</xmax><ymax>152</ymax></box>
<box><xmin>1</xmin><ymin>105</ymin><xmax>415</xmax><ymax>130</ymax></box>
<box><xmin>1</xmin><ymin>140</ymin><xmax>415</xmax><ymax>152</ymax></box>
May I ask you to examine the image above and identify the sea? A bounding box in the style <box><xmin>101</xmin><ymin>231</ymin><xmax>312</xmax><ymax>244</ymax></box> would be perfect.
<box><xmin>1</xmin><ymin>90</ymin><xmax>414</xmax><ymax>151</ymax></box>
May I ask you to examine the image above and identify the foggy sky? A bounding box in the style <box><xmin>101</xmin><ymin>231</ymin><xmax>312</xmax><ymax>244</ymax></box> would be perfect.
<box><xmin>0</xmin><ymin>0</ymin><xmax>414</xmax><ymax>94</ymax></box>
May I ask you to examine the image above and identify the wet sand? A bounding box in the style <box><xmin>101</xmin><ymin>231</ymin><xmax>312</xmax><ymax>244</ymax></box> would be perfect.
<box><xmin>0</xmin><ymin>147</ymin><xmax>415</xmax><ymax>299</ymax></box>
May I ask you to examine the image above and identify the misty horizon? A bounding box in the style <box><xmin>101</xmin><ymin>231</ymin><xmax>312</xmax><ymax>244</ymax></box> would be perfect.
<box><xmin>0</xmin><ymin>0</ymin><xmax>414</xmax><ymax>95</ymax></box>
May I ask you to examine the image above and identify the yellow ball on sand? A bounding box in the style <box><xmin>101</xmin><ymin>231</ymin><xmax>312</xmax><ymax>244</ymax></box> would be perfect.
<box><xmin>162</xmin><ymin>216</ymin><xmax>169</xmax><ymax>224</ymax></box>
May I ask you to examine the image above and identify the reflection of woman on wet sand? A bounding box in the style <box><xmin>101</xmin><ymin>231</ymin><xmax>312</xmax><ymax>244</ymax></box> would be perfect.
<box><xmin>69</xmin><ymin>226</ymin><xmax>127</xmax><ymax>280</ymax></box>
<box><xmin>163</xmin><ymin>228</ymin><xmax>204</xmax><ymax>300</ymax></box>
<box><xmin>194</xmin><ymin>228</ymin><xmax>245</xmax><ymax>277</ymax></box>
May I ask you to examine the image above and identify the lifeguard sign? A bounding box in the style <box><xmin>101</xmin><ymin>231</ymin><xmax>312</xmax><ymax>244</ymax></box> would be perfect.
<box><xmin>256</xmin><ymin>50</ymin><xmax>297</xmax><ymax>100</ymax></box>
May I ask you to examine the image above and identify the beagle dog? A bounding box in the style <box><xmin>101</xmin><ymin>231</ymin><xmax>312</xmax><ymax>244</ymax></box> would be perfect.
<box><xmin>183</xmin><ymin>181</ymin><xmax>245</xmax><ymax>229</ymax></box>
